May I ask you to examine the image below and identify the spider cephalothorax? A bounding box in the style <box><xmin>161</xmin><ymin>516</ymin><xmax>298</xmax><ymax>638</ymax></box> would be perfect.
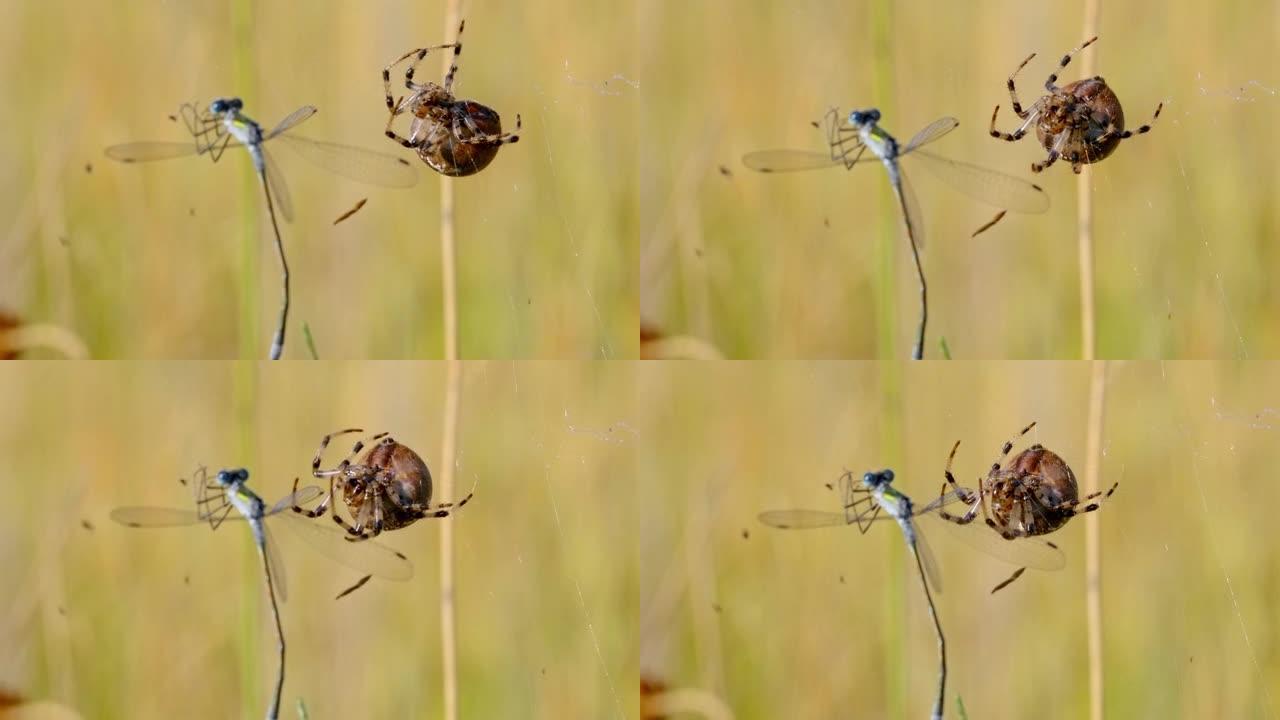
<box><xmin>382</xmin><ymin>20</ymin><xmax>520</xmax><ymax>177</ymax></box>
<box><xmin>990</xmin><ymin>36</ymin><xmax>1161</xmax><ymax>173</ymax></box>
<box><xmin>293</xmin><ymin>429</ymin><xmax>472</xmax><ymax>541</ymax></box>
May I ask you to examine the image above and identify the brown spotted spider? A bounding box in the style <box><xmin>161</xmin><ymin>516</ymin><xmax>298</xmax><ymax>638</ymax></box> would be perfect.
<box><xmin>292</xmin><ymin>429</ymin><xmax>473</xmax><ymax>542</ymax></box>
<box><xmin>990</xmin><ymin>36</ymin><xmax>1162</xmax><ymax>173</ymax></box>
<box><xmin>933</xmin><ymin>422</ymin><xmax>1118</xmax><ymax>591</ymax></box>
<box><xmin>382</xmin><ymin>20</ymin><xmax>521</xmax><ymax>177</ymax></box>
<box><xmin>938</xmin><ymin>421</ymin><xmax>1118</xmax><ymax>539</ymax></box>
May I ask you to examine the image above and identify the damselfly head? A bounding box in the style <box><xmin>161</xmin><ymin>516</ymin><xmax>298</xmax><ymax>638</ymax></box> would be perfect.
<box><xmin>209</xmin><ymin>97</ymin><xmax>243</xmax><ymax>114</ymax></box>
<box><xmin>214</xmin><ymin>467</ymin><xmax>250</xmax><ymax>488</ymax></box>
<box><xmin>861</xmin><ymin>468</ymin><xmax>894</xmax><ymax>489</ymax></box>
<box><xmin>847</xmin><ymin>108</ymin><xmax>881</xmax><ymax>128</ymax></box>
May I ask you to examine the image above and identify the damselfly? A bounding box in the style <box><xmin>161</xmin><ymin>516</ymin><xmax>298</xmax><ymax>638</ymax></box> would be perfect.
<box><xmin>744</xmin><ymin>108</ymin><xmax>1050</xmax><ymax>359</ymax></box>
<box><xmin>758</xmin><ymin>467</ymin><xmax>1066</xmax><ymax>593</ymax></box>
<box><xmin>110</xmin><ymin>466</ymin><xmax>415</xmax><ymax>600</ymax></box>
<box><xmin>760</xmin><ymin>468</ymin><xmax>953</xmax><ymax>719</ymax></box>
<box><xmin>106</xmin><ymin>98</ymin><xmax>420</xmax><ymax>359</ymax></box>
<box><xmin>759</xmin><ymin>468</ymin><xmax>953</xmax><ymax>592</ymax></box>
<box><xmin>112</xmin><ymin>466</ymin><xmax>408</xmax><ymax>720</ymax></box>
<box><xmin>105</xmin><ymin>98</ymin><xmax>419</xmax><ymax>222</ymax></box>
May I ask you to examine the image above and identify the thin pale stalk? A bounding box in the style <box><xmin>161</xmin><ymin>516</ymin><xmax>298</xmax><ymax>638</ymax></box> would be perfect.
<box><xmin>438</xmin><ymin>360</ymin><xmax>462</xmax><ymax>720</ymax></box>
<box><xmin>302</xmin><ymin>323</ymin><xmax>319</xmax><ymax>359</ymax></box>
<box><xmin>437</xmin><ymin>7</ymin><xmax>462</xmax><ymax>720</ymax></box>
<box><xmin>441</xmin><ymin>177</ymin><xmax>458</xmax><ymax>360</ymax></box>
<box><xmin>1078</xmin><ymin>1</ymin><xmax>1100</xmax><ymax>361</ymax></box>
<box><xmin>908</xmin><ymin>536</ymin><xmax>945</xmax><ymax>720</ymax></box>
<box><xmin>258</xmin><ymin>172</ymin><xmax>289</xmax><ymax>360</ymax></box>
<box><xmin>1084</xmin><ymin>360</ymin><xmax>1107</xmax><ymax>720</ymax></box>
<box><xmin>255</xmin><ymin>535</ymin><xmax>286</xmax><ymax>720</ymax></box>
<box><xmin>1081</xmin><ymin>2</ymin><xmax>1105</xmax><ymax>717</ymax></box>
<box><xmin>1077</xmin><ymin>172</ymin><xmax>1095</xmax><ymax>359</ymax></box>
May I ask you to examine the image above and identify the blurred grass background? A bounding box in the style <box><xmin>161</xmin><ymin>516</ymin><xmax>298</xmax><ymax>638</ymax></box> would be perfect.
<box><xmin>640</xmin><ymin>362</ymin><xmax>1280</xmax><ymax>718</ymax></box>
<box><xmin>0</xmin><ymin>0</ymin><xmax>635</xmax><ymax>359</ymax></box>
<box><xmin>639</xmin><ymin>0</ymin><xmax>1280</xmax><ymax>359</ymax></box>
<box><xmin>0</xmin><ymin>362</ymin><xmax>636</xmax><ymax>718</ymax></box>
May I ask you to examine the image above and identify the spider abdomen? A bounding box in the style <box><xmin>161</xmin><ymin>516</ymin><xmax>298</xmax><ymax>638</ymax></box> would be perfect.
<box><xmin>340</xmin><ymin>439</ymin><xmax>435</xmax><ymax>532</ymax></box>
<box><xmin>411</xmin><ymin>100</ymin><xmax>507</xmax><ymax>177</ymax></box>
<box><xmin>365</xmin><ymin>440</ymin><xmax>434</xmax><ymax>502</ymax></box>
<box><xmin>986</xmin><ymin>445</ymin><xmax>1081</xmax><ymax>537</ymax></box>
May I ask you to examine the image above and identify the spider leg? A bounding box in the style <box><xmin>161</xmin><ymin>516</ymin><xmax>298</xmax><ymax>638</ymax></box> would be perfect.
<box><xmin>400</xmin><ymin>36</ymin><xmax>462</xmax><ymax>94</ymax></box>
<box><xmin>371</xmin><ymin>493</ymin><xmax>385</xmax><ymax>536</ymax></box>
<box><xmin>385</xmin><ymin>485</ymin><xmax>475</xmax><ymax>521</ymax></box>
<box><xmin>381</xmin><ymin>57</ymin><xmax>409</xmax><ymax>113</ymax></box>
<box><xmin>1099</xmin><ymin>102</ymin><xmax>1163</xmax><ymax>144</ymax></box>
<box><xmin>387</xmin><ymin>110</ymin><xmax>437</xmax><ymax>149</ymax></box>
<box><xmin>936</xmin><ymin>441</ymin><xmax>983</xmax><ymax>525</ymax></box>
<box><xmin>1005</xmin><ymin>52</ymin><xmax>1036</xmax><ymax>117</ymax></box>
<box><xmin>942</xmin><ymin>441</ymin><xmax>970</xmax><ymax>498</ymax></box>
<box><xmin>430</xmin><ymin>491</ymin><xmax>475</xmax><ymax>512</ymax></box>
<box><xmin>382</xmin><ymin>37</ymin><xmax>459</xmax><ymax>107</ymax></box>
<box><xmin>331</xmin><ymin>504</ymin><xmax>366</xmax><ymax>540</ymax></box>
<box><xmin>291</xmin><ymin>474</ymin><xmax>335</xmax><ymax>519</ymax></box>
<box><xmin>443</xmin><ymin>20</ymin><xmax>465</xmax><ymax>94</ymax></box>
<box><xmin>935</xmin><ymin>483</ymin><xmax>982</xmax><ymax>525</ymax></box>
<box><xmin>1045</xmin><ymin>36</ymin><xmax>1098</xmax><ymax>93</ymax></box>
<box><xmin>339</xmin><ymin>485</ymin><xmax>378</xmax><ymax>540</ymax></box>
<box><xmin>989</xmin><ymin>105</ymin><xmax>1028</xmax><ymax>142</ymax></box>
<box><xmin>1032</xmin><ymin>134</ymin><xmax>1069</xmax><ymax>173</ymax></box>
<box><xmin>457</xmin><ymin>113</ymin><xmax>522</xmax><ymax>147</ymax></box>
<box><xmin>312</xmin><ymin>428</ymin><xmax>364</xmax><ymax>476</ymax></box>
<box><xmin>1062</xmin><ymin>481</ymin><xmax>1120</xmax><ymax>516</ymax></box>
<box><xmin>994</xmin><ymin>422</ymin><xmax>1037</xmax><ymax>468</ymax></box>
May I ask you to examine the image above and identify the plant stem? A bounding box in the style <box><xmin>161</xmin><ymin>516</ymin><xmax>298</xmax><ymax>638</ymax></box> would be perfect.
<box><xmin>437</xmin><ymin>6</ymin><xmax>462</xmax><ymax>719</ymax></box>
<box><xmin>1078</xmin><ymin>2</ymin><xmax>1101</xmax><ymax>360</ymax></box>
<box><xmin>302</xmin><ymin>323</ymin><xmax>319</xmax><ymax>360</ymax></box>
<box><xmin>1084</xmin><ymin>360</ymin><xmax>1107</xmax><ymax>720</ymax></box>
<box><xmin>1081</xmin><ymin>2</ymin><xmax>1105</xmax><ymax>717</ymax></box>
<box><xmin>909</xmin><ymin>535</ymin><xmax>945</xmax><ymax>720</ymax></box>
<box><xmin>257</xmin><ymin>171</ymin><xmax>289</xmax><ymax>360</ymax></box>
<box><xmin>255</xmin><ymin>533</ymin><xmax>286</xmax><ymax>720</ymax></box>
<box><xmin>889</xmin><ymin>178</ymin><xmax>926</xmax><ymax>360</ymax></box>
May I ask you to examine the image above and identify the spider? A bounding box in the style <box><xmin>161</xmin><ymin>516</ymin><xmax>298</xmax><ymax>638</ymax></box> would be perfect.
<box><xmin>292</xmin><ymin>429</ymin><xmax>473</xmax><ymax>542</ymax></box>
<box><xmin>989</xmin><ymin>36</ymin><xmax>1162</xmax><ymax>173</ymax></box>
<box><xmin>937</xmin><ymin>421</ymin><xmax>1118</xmax><ymax>539</ymax></box>
<box><xmin>382</xmin><ymin>20</ymin><xmax>521</xmax><ymax>177</ymax></box>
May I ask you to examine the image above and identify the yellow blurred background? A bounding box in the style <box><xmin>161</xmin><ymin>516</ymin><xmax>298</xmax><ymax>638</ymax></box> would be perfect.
<box><xmin>640</xmin><ymin>362</ymin><xmax>1280</xmax><ymax>718</ymax></box>
<box><xmin>0</xmin><ymin>362</ymin><xmax>635</xmax><ymax>718</ymax></box>
<box><xmin>0</xmin><ymin>0</ymin><xmax>635</xmax><ymax>359</ymax></box>
<box><xmin>639</xmin><ymin>0</ymin><xmax>1280</xmax><ymax>359</ymax></box>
